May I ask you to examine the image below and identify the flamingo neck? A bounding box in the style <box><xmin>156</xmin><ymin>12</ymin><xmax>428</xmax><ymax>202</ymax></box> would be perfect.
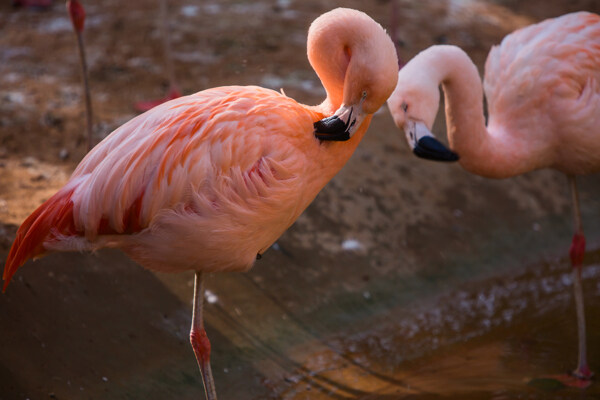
<box><xmin>426</xmin><ymin>46</ymin><xmax>538</xmax><ymax>178</ymax></box>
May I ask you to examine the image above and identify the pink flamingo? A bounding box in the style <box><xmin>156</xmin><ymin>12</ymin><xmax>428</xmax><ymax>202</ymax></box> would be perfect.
<box><xmin>387</xmin><ymin>12</ymin><xmax>600</xmax><ymax>383</ymax></box>
<box><xmin>2</xmin><ymin>8</ymin><xmax>398</xmax><ymax>400</ymax></box>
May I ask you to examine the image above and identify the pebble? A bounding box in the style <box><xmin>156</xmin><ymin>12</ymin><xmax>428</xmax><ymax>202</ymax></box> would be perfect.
<box><xmin>20</xmin><ymin>156</ymin><xmax>37</xmax><ymax>167</ymax></box>
<box><xmin>59</xmin><ymin>148</ymin><xmax>69</xmax><ymax>160</ymax></box>
<box><xmin>342</xmin><ymin>239</ymin><xmax>363</xmax><ymax>251</ymax></box>
<box><xmin>205</xmin><ymin>290</ymin><xmax>218</xmax><ymax>304</ymax></box>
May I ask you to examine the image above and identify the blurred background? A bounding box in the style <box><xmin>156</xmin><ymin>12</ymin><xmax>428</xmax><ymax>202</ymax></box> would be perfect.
<box><xmin>1</xmin><ymin>0</ymin><xmax>600</xmax><ymax>399</ymax></box>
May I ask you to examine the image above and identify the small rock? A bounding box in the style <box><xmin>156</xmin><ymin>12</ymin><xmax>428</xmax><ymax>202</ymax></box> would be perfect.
<box><xmin>342</xmin><ymin>239</ymin><xmax>363</xmax><ymax>251</ymax></box>
<box><xmin>180</xmin><ymin>5</ymin><xmax>199</xmax><ymax>17</ymax></box>
<box><xmin>59</xmin><ymin>148</ymin><xmax>69</xmax><ymax>160</ymax></box>
<box><xmin>205</xmin><ymin>290</ymin><xmax>218</xmax><ymax>304</ymax></box>
<box><xmin>31</xmin><ymin>174</ymin><xmax>47</xmax><ymax>182</ymax></box>
<box><xmin>284</xmin><ymin>375</ymin><xmax>300</xmax><ymax>384</ymax></box>
<box><xmin>20</xmin><ymin>156</ymin><xmax>37</xmax><ymax>167</ymax></box>
<box><xmin>43</xmin><ymin>112</ymin><xmax>63</xmax><ymax>129</ymax></box>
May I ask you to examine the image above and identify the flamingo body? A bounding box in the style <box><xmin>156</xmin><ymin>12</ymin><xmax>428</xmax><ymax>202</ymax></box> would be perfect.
<box><xmin>4</xmin><ymin>83</ymin><xmax>377</xmax><ymax>281</ymax></box>
<box><xmin>387</xmin><ymin>11</ymin><xmax>600</xmax><ymax>381</ymax></box>
<box><xmin>14</xmin><ymin>87</ymin><xmax>334</xmax><ymax>276</ymax></box>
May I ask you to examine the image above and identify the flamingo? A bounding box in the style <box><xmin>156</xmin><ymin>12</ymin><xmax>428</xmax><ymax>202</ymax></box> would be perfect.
<box><xmin>387</xmin><ymin>12</ymin><xmax>600</xmax><ymax>382</ymax></box>
<box><xmin>2</xmin><ymin>8</ymin><xmax>398</xmax><ymax>400</ymax></box>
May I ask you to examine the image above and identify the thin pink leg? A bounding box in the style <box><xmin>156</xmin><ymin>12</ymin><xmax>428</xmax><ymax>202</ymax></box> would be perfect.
<box><xmin>191</xmin><ymin>271</ymin><xmax>218</xmax><ymax>399</ymax></box>
<box><xmin>568</xmin><ymin>175</ymin><xmax>592</xmax><ymax>379</ymax></box>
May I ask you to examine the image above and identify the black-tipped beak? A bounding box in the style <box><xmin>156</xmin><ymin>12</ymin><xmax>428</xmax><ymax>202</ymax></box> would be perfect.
<box><xmin>404</xmin><ymin>120</ymin><xmax>459</xmax><ymax>162</ymax></box>
<box><xmin>414</xmin><ymin>136</ymin><xmax>459</xmax><ymax>162</ymax></box>
<box><xmin>314</xmin><ymin>103</ymin><xmax>365</xmax><ymax>142</ymax></box>
<box><xmin>314</xmin><ymin>115</ymin><xmax>350</xmax><ymax>141</ymax></box>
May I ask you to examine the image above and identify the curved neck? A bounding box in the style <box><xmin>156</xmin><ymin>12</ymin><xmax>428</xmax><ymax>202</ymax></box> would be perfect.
<box><xmin>308</xmin><ymin>24</ymin><xmax>351</xmax><ymax>114</ymax></box>
<box><xmin>425</xmin><ymin>46</ymin><xmax>538</xmax><ymax>178</ymax></box>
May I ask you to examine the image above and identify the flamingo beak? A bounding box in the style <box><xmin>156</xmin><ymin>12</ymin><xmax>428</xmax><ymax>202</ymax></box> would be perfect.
<box><xmin>314</xmin><ymin>103</ymin><xmax>365</xmax><ymax>141</ymax></box>
<box><xmin>405</xmin><ymin>120</ymin><xmax>459</xmax><ymax>162</ymax></box>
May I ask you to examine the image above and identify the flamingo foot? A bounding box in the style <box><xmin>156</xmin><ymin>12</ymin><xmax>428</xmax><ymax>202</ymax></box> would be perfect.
<box><xmin>543</xmin><ymin>373</ymin><xmax>593</xmax><ymax>389</ymax></box>
<box><xmin>134</xmin><ymin>86</ymin><xmax>182</xmax><ymax>112</ymax></box>
<box><xmin>572</xmin><ymin>363</ymin><xmax>593</xmax><ymax>381</ymax></box>
<box><xmin>191</xmin><ymin>327</ymin><xmax>217</xmax><ymax>400</ymax></box>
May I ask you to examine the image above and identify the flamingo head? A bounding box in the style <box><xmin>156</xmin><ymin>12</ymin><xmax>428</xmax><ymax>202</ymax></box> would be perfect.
<box><xmin>387</xmin><ymin>71</ymin><xmax>458</xmax><ymax>162</ymax></box>
<box><xmin>310</xmin><ymin>8</ymin><xmax>398</xmax><ymax>141</ymax></box>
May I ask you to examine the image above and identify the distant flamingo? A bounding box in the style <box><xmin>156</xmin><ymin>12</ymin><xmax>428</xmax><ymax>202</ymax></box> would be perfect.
<box><xmin>387</xmin><ymin>12</ymin><xmax>600</xmax><ymax>382</ymax></box>
<box><xmin>2</xmin><ymin>8</ymin><xmax>398</xmax><ymax>400</ymax></box>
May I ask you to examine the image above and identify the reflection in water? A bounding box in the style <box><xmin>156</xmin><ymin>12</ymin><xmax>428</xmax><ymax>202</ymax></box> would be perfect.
<box><xmin>273</xmin><ymin>255</ymin><xmax>600</xmax><ymax>399</ymax></box>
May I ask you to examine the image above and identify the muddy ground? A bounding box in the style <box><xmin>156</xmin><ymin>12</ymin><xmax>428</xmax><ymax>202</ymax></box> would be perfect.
<box><xmin>1</xmin><ymin>0</ymin><xmax>600</xmax><ymax>399</ymax></box>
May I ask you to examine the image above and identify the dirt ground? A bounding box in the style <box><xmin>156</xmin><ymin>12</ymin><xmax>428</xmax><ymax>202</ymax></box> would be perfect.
<box><xmin>1</xmin><ymin>0</ymin><xmax>600</xmax><ymax>399</ymax></box>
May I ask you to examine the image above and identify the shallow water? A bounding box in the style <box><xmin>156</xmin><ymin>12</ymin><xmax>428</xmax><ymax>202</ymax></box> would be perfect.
<box><xmin>4</xmin><ymin>246</ymin><xmax>600</xmax><ymax>399</ymax></box>
<box><xmin>272</xmin><ymin>253</ymin><xmax>600</xmax><ymax>399</ymax></box>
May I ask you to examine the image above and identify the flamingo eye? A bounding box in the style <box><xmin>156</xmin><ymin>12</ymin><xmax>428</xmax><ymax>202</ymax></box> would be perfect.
<box><xmin>361</xmin><ymin>90</ymin><xmax>367</xmax><ymax>99</ymax></box>
<box><xmin>401</xmin><ymin>102</ymin><xmax>408</xmax><ymax>112</ymax></box>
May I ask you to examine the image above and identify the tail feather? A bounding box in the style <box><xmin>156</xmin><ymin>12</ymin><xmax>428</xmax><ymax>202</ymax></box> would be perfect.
<box><xmin>3</xmin><ymin>188</ymin><xmax>76</xmax><ymax>291</ymax></box>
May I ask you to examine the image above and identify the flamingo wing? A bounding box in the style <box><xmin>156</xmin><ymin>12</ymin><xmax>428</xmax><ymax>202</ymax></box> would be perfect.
<box><xmin>484</xmin><ymin>12</ymin><xmax>600</xmax><ymax>128</ymax></box>
<box><xmin>484</xmin><ymin>12</ymin><xmax>600</xmax><ymax>173</ymax></box>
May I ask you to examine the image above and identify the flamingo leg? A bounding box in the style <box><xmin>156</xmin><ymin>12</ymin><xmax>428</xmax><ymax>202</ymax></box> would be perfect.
<box><xmin>190</xmin><ymin>271</ymin><xmax>218</xmax><ymax>399</ymax></box>
<box><xmin>567</xmin><ymin>175</ymin><xmax>592</xmax><ymax>379</ymax></box>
